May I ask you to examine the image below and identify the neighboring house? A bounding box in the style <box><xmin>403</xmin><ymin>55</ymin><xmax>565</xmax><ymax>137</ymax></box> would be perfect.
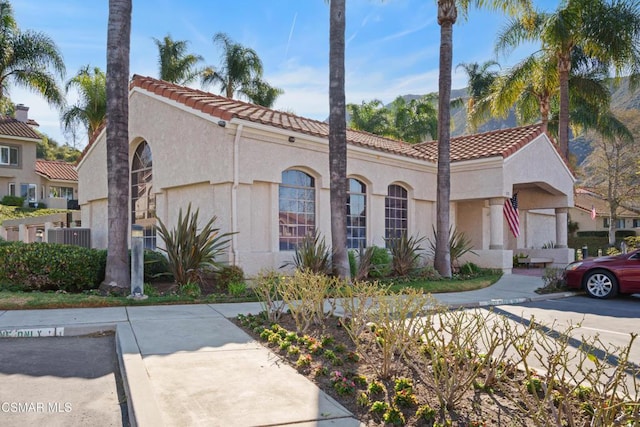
<box><xmin>77</xmin><ymin>75</ymin><xmax>576</xmax><ymax>276</ymax></box>
<box><xmin>0</xmin><ymin>105</ymin><xmax>79</xmax><ymax>209</ymax></box>
<box><xmin>571</xmin><ymin>187</ymin><xmax>640</xmax><ymax>235</ymax></box>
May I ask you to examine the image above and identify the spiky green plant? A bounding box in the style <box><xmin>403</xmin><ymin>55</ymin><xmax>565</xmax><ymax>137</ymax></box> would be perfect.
<box><xmin>282</xmin><ymin>232</ymin><xmax>332</xmax><ymax>274</ymax></box>
<box><xmin>385</xmin><ymin>232</ymin><xmax>425</xmax><ymax>276</ymax></box>
<box><xmin>428</xmin><ymin>225</ymin><xmax>477</xmax><ymax>272</ymax></box>
<box><xmin>155</xmin><ymin>204</ymin><xmax>235</xmax><ymax>286</ymax></box>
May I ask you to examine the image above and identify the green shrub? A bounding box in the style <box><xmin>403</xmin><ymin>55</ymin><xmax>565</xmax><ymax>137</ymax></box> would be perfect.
<box><xmin>368</xmin><ymin>245</ymin><xmax>391</xmax><ymax>278</ymax></box>
<box><xmin>386</xmin><ymin>232</ymin><xmax>425</xmax><ymax>276</ymax></box>
<box><xmin>1</xmin><ymin>195</ymin><xmax>24</xmax><ymax>207</ymax></box>
<box><xmin>348</xmin><ymin>250</ymin><xmax>357</xmax><ymax>278</ymax></box>
<box><xmin>155</xmin><ymin>204</ymin><xmax>235</xmax><ymax>286</ymax></box>
<box><xmin>0</xmin><ymin>242</ymin><xmax>106</xmax><ymax>292</ymax></box>
<box><xmin>216</xmin><ymin>264</ymin><xmax>245</xmax><ymax>290</ymax></box>
<box><xmin>142</xmin><ymin>250</ymin><xmax>172</xmax><ymax>282</ymax></box>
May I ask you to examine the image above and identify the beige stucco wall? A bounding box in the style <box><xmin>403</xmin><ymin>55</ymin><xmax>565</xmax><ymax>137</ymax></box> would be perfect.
<box><xmin>0</xmin><ymin>137</ymin><xmax>41</xmax><ymax>201</ymax></box>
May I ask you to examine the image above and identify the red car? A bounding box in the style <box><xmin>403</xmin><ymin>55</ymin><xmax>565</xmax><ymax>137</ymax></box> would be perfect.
<box><xmin>564</xmin><ymin>249</ymin><xmax>640</xmax><ymax>299</ymax></box>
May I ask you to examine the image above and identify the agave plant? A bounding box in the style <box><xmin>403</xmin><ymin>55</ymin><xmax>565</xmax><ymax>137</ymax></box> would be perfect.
<box><xmin>282</xmin><ymin>232</ymin><xmax>332</xmax><ymax>275</ymax></box>
<box><xmin>155</xmin><ymin>204</ymin><xmax>235</xmax><ymax>286</ymax></box>
<box><xmin>428</xmin><ymin>226</ymin><xmax>477</xmax><ymax>272</ymax></box>
<box><xmin>385</xmin><ymin>232</ymin><xmax>425</xmax><ymax>277</ymax></box>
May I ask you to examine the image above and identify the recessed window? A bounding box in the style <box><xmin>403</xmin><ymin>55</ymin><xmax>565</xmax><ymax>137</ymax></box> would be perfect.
<box><xmin>385</xmin><ymin>184</ymin><xmax>408</xmax><ymax>243</ymax></box>
<box><xmin>0</xmin><ymin>145</ymin><xmax>18</xmax><ymax>166</ymax></box>
<box><xmin>50</xmin><ymin>186</ymin><xmax>75</xmax><ymax>200</ymax></box>
<box><xmin>8</xmin><ymin>182</ymin><xmax>15</xmax><ymax>196</ymax></box>
<box><xmin>347</xmin><ymin>178</ymin><xmax>366</xmax><ymax>249</ymax></box>
<box><xmin>279</xmin><ymin>170</ymin><xmax>315</xmax><ymax>250</ymax></box>
<box><xmin>131</xmin><ymin>141</ymin><xmax>156</xmax><ymax>250</ymax></box>
<box><xmin>20</xmin><ymin>183</ymin><xmax>37</xmax><ymax>202</ymax></box>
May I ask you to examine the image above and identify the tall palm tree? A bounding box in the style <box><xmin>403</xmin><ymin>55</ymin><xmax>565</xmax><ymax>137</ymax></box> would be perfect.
<box><xmin>347</xmin><ymin>99</ymin><xmax>390</xmax><ymax>135</ymax></box>
<box><xmin>328</xmin><ymin>0</ymin><xmax>350</xmax><ymax>280</ymax></box>
<box><xmin>495</xmin><ymin>0</ymin><xmax>640</xmax><ymax>159</ymax></box>
<box><xmin>202</xmin><ymin>32</ymin><xmax>263</xmax><ymax>99</ymax></box>
<box><xmin>387</xmin><ymin>95</ymin><xmax>438</xmax><ymax>143</ymax></box>
<box><xmin>61</xmin><ymin>65</ymin><xmax>106</xmax><ymax>140</ymax></box>
<box><xmin>435</xmin><ymin>0</ymin><xmax>530</xmax><ymax>278</ymax></box>
<box><xmin>0</xmin><ymin>0</ymin><xmax>65</xmax><ymax>108</ymax></box>
<box><xmin>241</xmin><ymin>78</ymin><xmax>284</xmax><ymax>108</ymax></box>
<box><xmin>153</xmin><ymin>34</ymin><xmax>203</xmax><ymax>85</ymax></box>
<box><xmin>456</xmin><ymin>60</ymin><xmax>500</xmax><ymax>131</ymax></box>
<box><xmin>102</xmin><ymin>0</ymin><xmax>132</xmax><ymax>295</ymax></box>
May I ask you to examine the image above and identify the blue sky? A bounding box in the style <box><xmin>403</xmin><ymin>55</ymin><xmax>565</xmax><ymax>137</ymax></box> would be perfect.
<box><xmin>13</xmin><ymin>0</ymin><xmax>556</xmax><ymax>148</ymax></box>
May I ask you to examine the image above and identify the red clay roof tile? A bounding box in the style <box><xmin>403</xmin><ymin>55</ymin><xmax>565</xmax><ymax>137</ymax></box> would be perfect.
<box><xmin>0</xmin><ymin>117</ymin><xmax>41</xmax><ymax>140</ymax></box>
<box><xmin>35</xmin><ymin>159</ymin><xmax>78</xmax><ymax>182</ymax></box>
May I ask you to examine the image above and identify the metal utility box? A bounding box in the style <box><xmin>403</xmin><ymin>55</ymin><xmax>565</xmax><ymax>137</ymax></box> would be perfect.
<box><xmin>47</xmin><ymin>228</ymin><xmax>91</xmax><ymax>248</ymax></box>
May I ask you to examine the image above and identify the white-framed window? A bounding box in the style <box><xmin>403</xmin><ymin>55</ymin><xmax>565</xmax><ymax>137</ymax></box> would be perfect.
<box><xmin>385</xmin><ymin>184</ymin><xmax>408</xmax><ymax>244</ymax></box>
<box><xmin>8</xmin><ymin>182</ymin><xmax>15</xmax><ymax>196</ymax></box>
<box><xmin>279</xmin><ymin>170</ymin><xmax>315</xmax><ymax>251</ymax></box>
<box><xmin>603</xmin><ymin>218</ymin><xmax>626</xmax><ymax>229</ymax></box>
<box><xmin>20</xmin><ymin>183</ymin><xmax>37</xmax><ymax>202</ymax></box>
<box><xmin>633</xmin><ymin>219</ymin><xmax>640</xmax><ymax>228</ymax></box>
<box><xmin>49</xmin><ymin>186</ymin><xmax>75</xmax><ymax>200</ymax></box>
<box><xmin>131</xmin><ymin>141</ymin><xmax>156</xmax><ymax>250</ymax></box>
<box><xmin>0</xmin><ymin>145</ymin><xmax>18</xmax><ymax>166</ymax></box>
<box><xmin>347</xmin><ymin>178</ymin><xmax>367</xmax><ymax>249</ymax></box>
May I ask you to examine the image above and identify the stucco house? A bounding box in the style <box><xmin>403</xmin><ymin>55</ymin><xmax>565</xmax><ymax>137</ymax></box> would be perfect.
<box><xmin>0</xmin><ymin>105</ymin><xmax>79</xmax><ymax>209</ymax></box>
<box><xmin>571</xmin><ymin>187</ymin><xmax>640</xmax><ymax>235</ymax></box>
<box><xmin>77</xmin><ymin>75</ymin><xmax>575</xmax><ymax>276</ymax></box>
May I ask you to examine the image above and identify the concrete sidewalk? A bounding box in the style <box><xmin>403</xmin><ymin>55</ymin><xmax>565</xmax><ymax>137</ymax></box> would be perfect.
<box><xmin>0</xmin><ymin>273</ymin><xmax>577</xmax><ymax>427</ymax></box>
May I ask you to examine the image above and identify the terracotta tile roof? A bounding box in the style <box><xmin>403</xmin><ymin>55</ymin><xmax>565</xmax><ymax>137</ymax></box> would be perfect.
<box><xmin>574</xmin><ymin>188</ymin><xmax>640</xmax><ymax>217</ymax></box>
<box><xmin>81</xmin><ymin>75</ymin><xmax>547</xmax><ymax>165</ymax></box>
<box><xmin>35</xmin><ymin>160</ymin><xmax>78</xmax><ymax>182</ymax></box>
<box><xmin>414</xmin><ymin>124</ymin><xmax>547</xmax><ymax>162</ymax></box>
<box><xmin>0</xmin><ymin>116</ymin><xmax>41</xmax><ymax>140</ymax></box>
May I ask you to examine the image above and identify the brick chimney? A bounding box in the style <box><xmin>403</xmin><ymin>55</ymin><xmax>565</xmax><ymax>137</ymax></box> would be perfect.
<box><xmin>15</xmin><ymin>104</ymin><xmax>28</xmax><ymax>122</ymax></box>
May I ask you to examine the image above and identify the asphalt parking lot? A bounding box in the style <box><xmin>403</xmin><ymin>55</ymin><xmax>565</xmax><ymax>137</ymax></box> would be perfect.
<box><xmin>0</xmin><ymin>333</ymin><xmax>127</xmax><ymax>427</ymax></box>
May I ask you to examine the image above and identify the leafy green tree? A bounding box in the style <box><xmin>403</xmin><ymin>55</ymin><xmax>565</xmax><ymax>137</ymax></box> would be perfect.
<box><xmin>347</xmin><ymin>99</ymin><xmax>390</xmax><ymax>135</ymax></box>
<box><xmin>435</xmin><ymin>0</ymin><xmax>530</xmax><ymax>277</ymax></box>
<box><xmin>102</xmin><ymin>0</ymin><xmax>132</xmax><ymax>294</ymax></box>
<box><xmin>241</xmin><ymin>78</ymin><xmax>284</xmax><ymax>108</ymax></box>
<box><xmin>495</xmin><ymin>0</ymin><xmax>640</xmax><ymax>159</ymax></box>
<box><xmin>61</xmin><ymin>65</ymin><xmax>106</xmax><ymax>140</ymax></box>
<box><xmin>0</xmin><ymin>0</ymin><xmax>65</xmax><ymax>107</ymax></box>
<box><xmin>328</xmin><ymin>0</ymin><xmax>350</xmax><ymax>280</ymax></box>
<box><xmin>153</xmin><ymin>34</ymin><xmax>204</xmax><ymax>85</ymax></box>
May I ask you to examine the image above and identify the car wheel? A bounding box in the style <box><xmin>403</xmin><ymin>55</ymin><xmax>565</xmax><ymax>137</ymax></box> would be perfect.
<box><xmin>583</xmin><ymin>270</ymin><xmax>618</xmax><ymax>299</ymax></box>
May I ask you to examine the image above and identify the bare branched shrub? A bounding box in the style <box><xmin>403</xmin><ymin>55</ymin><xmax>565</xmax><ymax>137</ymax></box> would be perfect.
<box><xmin>278</xmin><ymin>270</ymin><xmax>341</xmax><ymax>334</ymax></box>
<box><xmin>253</xmin><ymin>270</ymin><xmax>286</xmax><ymax>322</ymax></box>
<box><xmin>341</xmin><ymin>287</ymin><xmax>436</xmax><ymax>378</ymax></box>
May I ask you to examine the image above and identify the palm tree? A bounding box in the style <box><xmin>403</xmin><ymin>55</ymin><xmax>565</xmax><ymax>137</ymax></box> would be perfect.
<box><xmin>456</xmin><ymin>60</ymin><xmax>500</xmax><ymax>131</ymax></box>
<box><xmin>0</xmin><ymin>0</ymin><xmax>65</xmax><ymax>108</ymax></box>
<box><xmin>387</xmin><ymin>95</ymin><xmax>438</xmax><ymax>143</ymax></box>
<box><xmin>61</xmin><ymin>65</ymin><xmax>106</xmax><ymax>140</ymax></box>
<box><xmin>435</xmin><ymin>0</ymin><xmax>530</xmax><ymax>278</ymax></box>
<box><xmin>241</xmin><ymin>78</ymin><xmax>284</xmax><ymax>108</ymax></box>
<box><xmin>347</xmin><ymin>99</ymin><xmax>390</xmax><ymax>135</ymax></box>
<box><xmin>102</xmin><ymin>0</ymin><xmax>132</xmax><ymax>295</ymax></box>
<box><xmin>495</xmin><ymin>0</ymin><xmax>640</xmax><ymax>159</ymax></box>
<box><xmin>328</xmin><ymin>0</ymin><xmax>350</xmax><ymax>280</ymax></box>
<box><xmin>202</xmin><ymin>32</ymin><xmax>263</xmax><ymax>99</ymax></box>
<box><xmin>153</xmin><ymin>34</ymin><xmax>203</xmax><ymax>85</ymax></box>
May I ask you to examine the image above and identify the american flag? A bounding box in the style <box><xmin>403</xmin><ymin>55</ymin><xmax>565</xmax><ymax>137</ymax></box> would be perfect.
<box><xmin>591</xmin><ymin>205</ymin><xmax>596</xmax><ymax>220</ymax></box>
<box><xmin>504</xmin><ymin>193</ymin><xmax>520</xmax><ymax>238</ymax></box>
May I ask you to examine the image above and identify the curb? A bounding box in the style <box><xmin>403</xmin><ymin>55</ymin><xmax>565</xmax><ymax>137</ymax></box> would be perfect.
<box><xmin>445</xmin><ymin>291</ymin><xmax>581</xmax><ymax>310</ymax></box>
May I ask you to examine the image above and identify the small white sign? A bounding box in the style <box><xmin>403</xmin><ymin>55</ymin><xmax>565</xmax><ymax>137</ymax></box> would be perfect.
<box><xmin>0</xmin><ymin>327</ymin><xmax>64</xmax><ymax>338</ymax></box>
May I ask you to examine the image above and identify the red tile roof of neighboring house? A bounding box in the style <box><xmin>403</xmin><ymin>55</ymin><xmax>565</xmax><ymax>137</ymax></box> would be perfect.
<box><xmin>80</xmin><ymin>75</ymin><xmax>553</xmax><ymax>165</ymax></box>
<box><xmin>0</xmin><ymin>116</ymin><xmax>41</xmax><ymax>140</ymax></box>
<box><xmin>35</xmin><ymin>160</ymin><xmax>78</xmax><ymax>182</ymax></box>
<box><xmin>574</xmin><ymin>188</ymin><xmax>640</xmax><ymax>218</ymax></box>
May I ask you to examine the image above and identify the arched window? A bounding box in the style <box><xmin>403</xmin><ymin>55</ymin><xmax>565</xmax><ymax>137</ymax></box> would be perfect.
<box><xmin>279</xmin><ymin>170</ymin><xmax>315</xmax><ymax>250</ymax></box>
<box><xmin>347</xmin><ymin>178</ymin><xmax>366</xmax><ymax>249</ymax></box>
<box><xmin>131</xmin><ymin>141</ymin><xmax>156</xmax><ymax>250</ymax></box>
<box><xmin>385</xmin><ymin>184</ymin><xmax>407</xmax><ymax>242</ymax></box>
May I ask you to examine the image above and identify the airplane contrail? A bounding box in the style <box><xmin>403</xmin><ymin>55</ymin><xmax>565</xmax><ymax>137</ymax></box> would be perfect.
<box><xmin>285</xmin><ymin>12</ymin><xmax>298</xmax><ymax>60</ymax></box>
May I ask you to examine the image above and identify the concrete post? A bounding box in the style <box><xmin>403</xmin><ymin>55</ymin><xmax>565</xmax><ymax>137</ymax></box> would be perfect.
<box><xmin>555</xmin><ymin>207</ymin><xmax>568</xmax><ymax>248</ymax></box>
<box><xmin>128</xmin><ymin>224</ymin><xmax>147</xmax><ymax>300</ymax></box>
<box><xmin>489</xmin><ymin>198</ymin><xmax>504</xmax><ymax>249</ymax></box>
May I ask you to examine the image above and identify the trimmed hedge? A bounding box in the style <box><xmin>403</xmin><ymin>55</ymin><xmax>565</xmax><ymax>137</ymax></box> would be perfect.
<box><xmin>0</xmin><ymin>242</ymin><xmax>106</xmax><ymax>292</ymax></box>
<box><xmin>1</xmin><ymin>195</ymin><xmax>24</xmax><ymax>207</ymax></box>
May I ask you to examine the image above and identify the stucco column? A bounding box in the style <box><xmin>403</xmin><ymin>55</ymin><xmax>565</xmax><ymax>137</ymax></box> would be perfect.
<box><xmin>18</xmin><ymin>224</ymin><xmax>27</xmax><ymax>243</ymax></box>
<box><xmin>555</xmin><ymin>207</ymin><xmax>568</xmax><ymax>248</ymax></box>
<box><xmin>489</xmin><ymin>198</ymin><xmax>504</xmax><ymax>249</ymax></box>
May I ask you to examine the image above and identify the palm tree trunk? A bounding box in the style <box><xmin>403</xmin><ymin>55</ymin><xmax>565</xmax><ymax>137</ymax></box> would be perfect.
<box><xmin>435</xmin><ymin>0</ymin><xmax>455</xmax><ymax>278</ymax></box>
<box><xmin>539</xmin><ymin>95</ymin><xmax>550</xmax><ymax>132</ymax></box>
<box><xmin>101</xmin><ymin>0</ymin><xmax>132</xmax><ymax>294</ymax></box>
<box><xmin>558</xmin><ymin>53</ymin><xmax>571</xmax><ymax>159</ymax></box>
<box><xmin>328</xmin><ymin>0</ymin><xmax>350</xmax><ymax>280</ymax></box>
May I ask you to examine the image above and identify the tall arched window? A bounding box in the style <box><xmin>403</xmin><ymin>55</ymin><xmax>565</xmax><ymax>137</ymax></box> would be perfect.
<box><xmin>385</xmin><ymin>184</ymin><xmax>407</xmax><ymax>243</ymax></box>
<box><xmin>131</xmin><ymin>141</ymin><xmax>156</xmax><ymax>249</ymax></box>
<box><xmin>279</xmin><ymin>170</ymin><xmax>315</xmax><ymax>250</ymax></box>
<box><xmin>347</xmin><ymin>178</ymin><xmax>366</xmax><ymax>249</ymax></box>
